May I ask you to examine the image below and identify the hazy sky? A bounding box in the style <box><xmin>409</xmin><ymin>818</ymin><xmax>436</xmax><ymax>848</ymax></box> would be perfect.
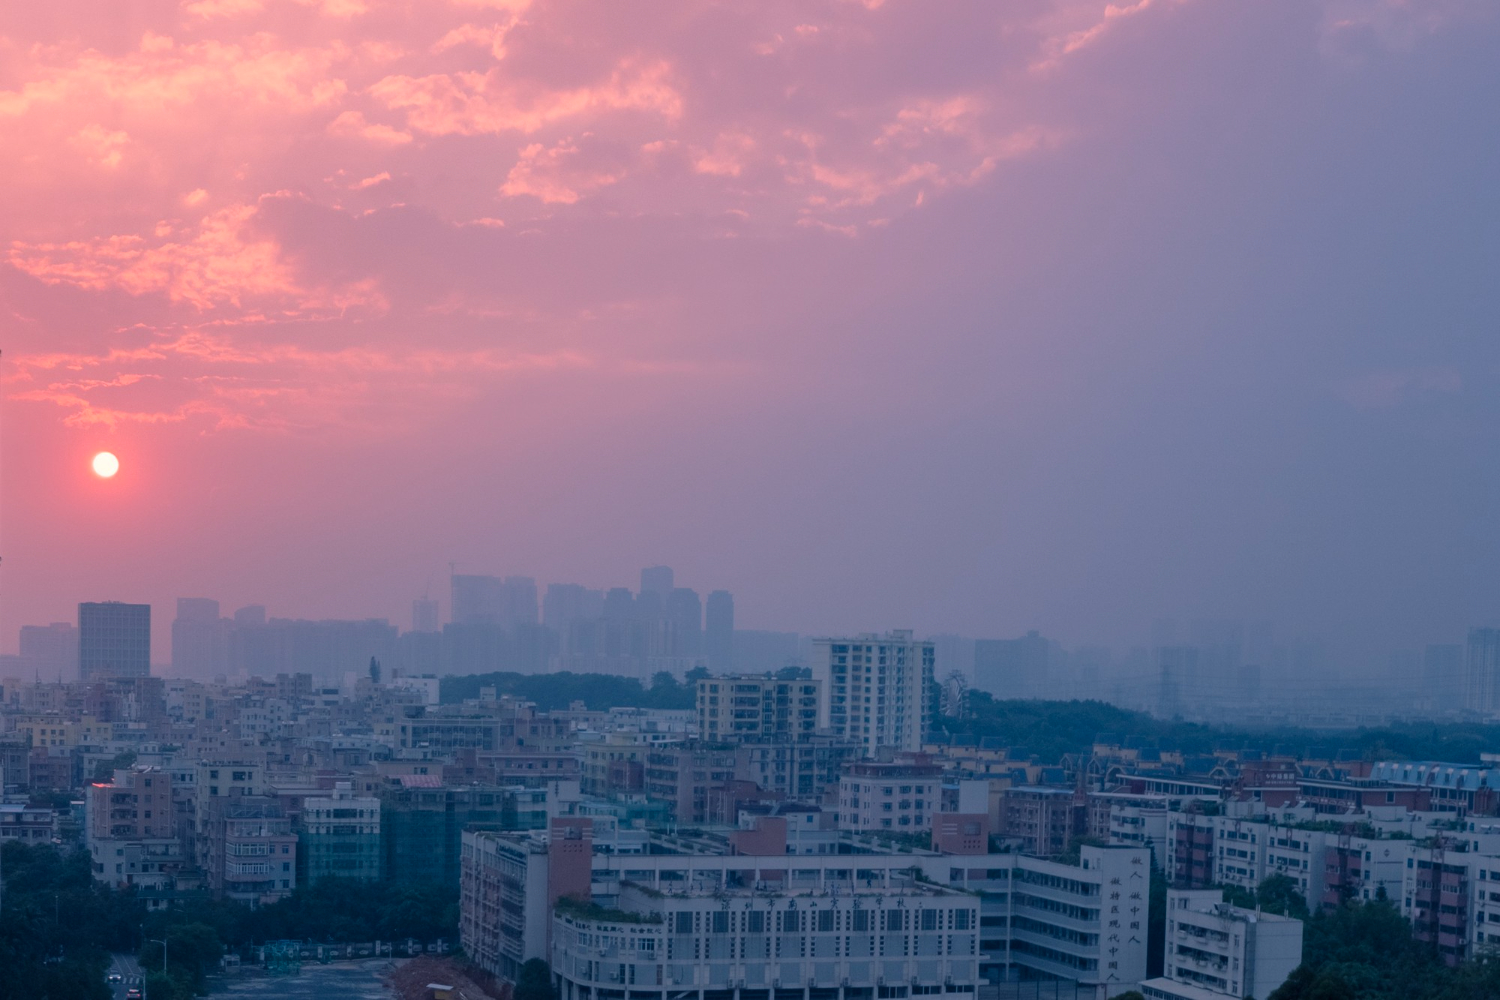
<box><xmin>2</xmin><ymin>0</ymin><xmax>1497</xmax><ymax>662</ymax></box>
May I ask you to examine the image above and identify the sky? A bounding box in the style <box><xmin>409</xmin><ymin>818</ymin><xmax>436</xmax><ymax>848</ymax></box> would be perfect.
<box><xmin>2</xmin><ymin>0</ymin><xmax>1498</xmax><ymax>665</ymax></box>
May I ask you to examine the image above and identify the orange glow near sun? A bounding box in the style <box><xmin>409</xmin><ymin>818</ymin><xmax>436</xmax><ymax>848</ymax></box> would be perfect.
<box><xmin>92</xmin><ymin>451</ymin><xmax>120</xmax><ymax>478</ymax></box>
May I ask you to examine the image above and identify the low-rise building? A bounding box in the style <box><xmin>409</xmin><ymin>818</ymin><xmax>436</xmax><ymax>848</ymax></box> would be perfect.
<box><xmin>837</xmin><ymin>755</ymin><xmax>944</xmax><ymax>832</ymax></box>
<box><xmin>463</xmin><ymin>824</ymin><xmax>1151</xmax><ymax>998</ymax></box>
<box><xmin>1141</xmin><ymin>889</ymin><xmax>1302</xmax><ymax>1000</ymax></box>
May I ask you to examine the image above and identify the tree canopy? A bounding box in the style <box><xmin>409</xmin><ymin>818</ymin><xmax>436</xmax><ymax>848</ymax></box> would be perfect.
<box><xmin>441</xmin><ymin>670</ymin><xmax>696</xmax><ymax>710</ymax></box>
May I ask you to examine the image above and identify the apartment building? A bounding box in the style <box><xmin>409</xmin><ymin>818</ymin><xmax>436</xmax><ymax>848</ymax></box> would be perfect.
<box><xmin>381</xmin><ymin>778</ymin><xmax>550</xmax><ymax>886</ymax></box>
<box><xmin>696</xmin><ymin>673</ymin><xmax>822</xmax><ymax>742</ymax></box>
<box><xmin>1141</xmin><ymin>889</ymin><xmax>1302</xmax><ymax>1000</ymax></box>
<box><xmin>1087</xmin><ymin>793</ymin><xmax>1170</xmax><ymax>870</ymax></box>
<box><xmin>1</xmin><ymin>802</ymin><xmax>58</xmax><ymax>843</ymax></box>
<box><xmin>837</xmin><ymin>755</ymin><xmax>945</xmax><ymax>832</ymax></box>
<box><xmin>85</xmin><ymin>766</ymin><xmax>183</xmax><ymax>891</ymax></box>
<box><xmin>299</xmin><ymin>780</ymin><xmax>381</xmax><ymax>883</ymax></box>
<box><xmin>643</xmin><ymin>743</ymin><xmax>738</xmax><ymax>824</ymax></box>
<box><xmin>192</xmin><ymin>753</ymin><xmax>298</xmax><ymax>904</ymax></box>
<box><xmin>814</xmin><ymin>631</ymin><xmax>935</xmax><ymax>755</ymax></box>
<box><xmin>999</xmin><ymin>787</ymin><xmax>1086</xmax><ymax>858</ymax></box>
<box><xmin>197</xmin><ymin>796</ymin><xmax>298</xmax><ymax>904</ymax></box>
<box><xmin>1169</xmin><ymin>809</ymin><xmax>1409</xmax><ymax>908</ymax></box>
<box><xmin>734</xmin><ymin>736</ymin><xmax>863</xmax><ymax>802</ymax></box>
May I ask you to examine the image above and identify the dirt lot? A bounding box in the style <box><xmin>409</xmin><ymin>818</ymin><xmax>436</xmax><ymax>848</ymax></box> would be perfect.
<box><xmin>387</xmin><ymin>955</ymin><xmax>506</xmax><ymax>1000</ymax></box>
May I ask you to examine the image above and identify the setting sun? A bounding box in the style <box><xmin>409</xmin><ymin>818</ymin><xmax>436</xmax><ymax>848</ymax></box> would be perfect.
<box><xmin>91</xmin><ymin>451</ymin><xmax>119</xmax><ymax>479</ymax></box>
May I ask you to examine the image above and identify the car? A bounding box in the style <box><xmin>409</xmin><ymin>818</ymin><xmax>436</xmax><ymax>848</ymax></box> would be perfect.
<box><xmin>126</xmin><ymin>989</ymin><xmax>142</xmax><ymax>999</ymax></box>
<box><xmin>107</xmin><ymin>973</ymin><xmax>123</xmax><ymax>983</ymax></box>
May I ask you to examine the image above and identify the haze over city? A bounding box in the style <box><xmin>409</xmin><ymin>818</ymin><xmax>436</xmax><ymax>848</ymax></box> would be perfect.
<box><xmin>9</xmin><ymin>6</ymin><xmax>1500</xmax><ymax>1000</ymax></box>
<box><xmin>4</xmin><ymin>0</ymin><xmax>1499</xmax><ymax>681</ymax></box>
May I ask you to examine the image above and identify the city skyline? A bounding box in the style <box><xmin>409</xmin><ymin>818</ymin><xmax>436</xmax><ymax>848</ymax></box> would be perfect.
<box><xmin>3</xmin><ymin>2</ymin><xmax>1498</xmax><ymax>671</ymax></box>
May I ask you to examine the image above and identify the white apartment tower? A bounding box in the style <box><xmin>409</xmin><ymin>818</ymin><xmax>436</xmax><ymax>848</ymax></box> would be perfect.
<box><xmin>813</xmin><ymin>630</ymin><xmax>935</xmax><ymax>754</ymax></box>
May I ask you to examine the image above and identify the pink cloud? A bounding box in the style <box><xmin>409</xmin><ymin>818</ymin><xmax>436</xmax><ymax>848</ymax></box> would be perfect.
<box><xmin>8</xmin><ymin>200</ymin><xmax>381</xmax><ymax>311</ymax></box>
<box><xmin>368</xmin><ymin>57</ymin><xmax>683</xmax><ymax>137</ymax></box>
<box><xmin>500</xmin><ymin>138</ymin><xmax>623</xmax><ymax>203</ymax></box>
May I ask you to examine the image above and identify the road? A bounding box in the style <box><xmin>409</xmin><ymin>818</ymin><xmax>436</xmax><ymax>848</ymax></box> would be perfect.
<box><xmin>108</xmin><ymin>953</ymin><xmax>144</xmax><ymax>1000</ymax></box>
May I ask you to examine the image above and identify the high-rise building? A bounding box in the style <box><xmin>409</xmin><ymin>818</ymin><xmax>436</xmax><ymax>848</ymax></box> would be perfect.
<box><xmin>603</xmin><ymin>587</ymin><xmax>636</xmax><ymax>620</ymax></box>
<box><xmin>79</xmin><ymin>602</ymin><xmax>151</xmax><ymax>681</ymax></box>
<box><xmin>172</xmin><ymin>598</ymin><xmax>226</xmax><ymax>677</ymax></box>
<box><xmin>452</xmin><ymin>574</ymin><xmax>505</xmax><ymax>625</ymax></box>
<box><xmin>499</xmin><ymin>576</ymin><xmax>539</xmax><ymax>628</ymax></box>
<box><xmin>18</xmin><ymin>622</ymin><xmax>78</xmax><ymax>681</ymax></box>
<box><xmin>974</xmin><ymin>631</ymin><xmax>1051</xmax><ymax>699</ymax></box>
<box><xmin>1465</xmin><ymin>629</ymin><xmax>1500</xmax><ymax>714</ymax></box>
<box><xmin>1424</xmin><ymin>643</ymin><xmax>1463</xmax><ymax>710</ymax></box>
<box><xmin>813</xmin><ymin>629</ymin><xmax>935</xmax><ymax>754</ymax></box>
<box><xmin>705</xmin><ymin>590</ymin><xmax>734</xmax><ymax>668</ymax></box>
<box><xmin>666</xmin><ymin>587</ymin><xmax>702</xmax><ymax>657</ymax></box>
<box><xmin>640</xmin><ymin>565</ymin><xmax>674</xmax><ymax>596</ymax></box>
<box><xmin>451</xmin><ymin>574</ymin><xmax>538</xmax><ymax>628</ymax></box>
<box><xmin>542</xmin><ymin>583</ymin><xmax>604</xmax><ymax>631</ymax></box>
<box><xmin>235</xmin><ymin>605</ymin><xmax>267</xmax><ymax>626</ymax></box>
<box><xmin>1156</xmin><ymin>646</ymin><xmax>1198</xmax><ymax>718</ymax></box>
<box><xmin>696</xmin><ymin>672</ymin><xmax>822</xmax><ymax>742</ymax></box>
<box><xmin>411</xmin><ymin>597</ymin><xmax>440</xmax><ymax>633</ymax></box>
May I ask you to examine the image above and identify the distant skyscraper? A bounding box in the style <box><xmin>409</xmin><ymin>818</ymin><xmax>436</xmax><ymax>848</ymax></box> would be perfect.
<box><xmin>19</xmin><ymin>622</ymin><xmax>78</xmax><ymax>681</ymax></box>
<box><xmin>603</xmin><ymin>587</ymin><xmax>636</xmax><ymax>620</ymax></box>
<box><xmin>411</xmin><ymin>598</ymin><xmax>440</xmax><ymax>633</ymax></box>
<box><xmin>499</xmin><ymin>577</ymin><xmax>539</xmax><ymax>628</ymax></box>
<box><xmin>451</xmin><ymin>574</ymin><xmax>537</xmax><ymax>628</ymax></box>
<box><xmin>1156</xmin><ymin>646</ymin><xmax>1198</xmax><ymax>719</ymax></box>
<box><xmin>1424</xmin><ymin>643</ymin><xmax>1463</xmax><ymax>710</ymax></box>
<box><xmin>640</xmin><ymin>565</ymin><xmax>674</xmax><ymax>597</ymax></box>
<box><xmin>79</xmin><ymin>602</ymin><xmax>151</xmax><ymax>680</ymax></box>
<box><xmin>543</xmin><ymin>583</ymin><xmax>603</xmax><ymax>630</ymax></box>
<box><xmin>235</xmin><ymin>605</ymin><xmax>267</xmax><ymax>626</ymax></box>
<box><xmin>666</xmin><ymin>588</ymin><xmax>702</xmax><ymax>657</ymax></box>
<box><xmin>452</xmin><ymin>574</ymin><xmax>505</xmax><ymax>625</ymax></box>
<box><xmin>812</xmin><ymin>630</ymin><xmax>935</xmax><ymax>754</ymax></box>
<box><xmin>705</xmin><ymin>590</ymin><xmax>734</xmax><ymax>668</ymax></box>
<box><xmin>974</xmin><ymin>631</ymin><xmax>1050</xmax><ymax>700</ymax></box>
<box><xmin>172</xmin><ymin>597</ymin><xmax>226</xmax><ymax>677</ymax></box>
<box><xmin>1465</xmin><ymin>629</ymin><xmax>1500</xmax><ymax>714</ymax></box>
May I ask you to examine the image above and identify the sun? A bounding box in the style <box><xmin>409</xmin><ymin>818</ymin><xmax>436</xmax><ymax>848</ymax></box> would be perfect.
<box><xmin>91</xmin><ymin>451</ymin><xmax>120</xmax><ymax>479</ymax></box>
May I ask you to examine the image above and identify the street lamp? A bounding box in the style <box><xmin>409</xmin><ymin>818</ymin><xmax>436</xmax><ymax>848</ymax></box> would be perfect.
<box><xmin>147</xmin><ymin>937</ymin><xmax>168</xmax><ymax>975</ymax></box>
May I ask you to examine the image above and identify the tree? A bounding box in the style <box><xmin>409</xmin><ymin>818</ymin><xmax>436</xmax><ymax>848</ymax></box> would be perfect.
<box><xmin>1256</xmin><ymin>874</ymin><xmax>1311</xmax><ymax>921</ymax></box>
<box><xmin>515</xmin><ymin>958</ymin><xmax>556</xmax><ymax>1000</ymax></box>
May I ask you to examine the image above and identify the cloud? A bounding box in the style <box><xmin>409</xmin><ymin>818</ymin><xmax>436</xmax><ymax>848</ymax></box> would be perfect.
<box><xmin>5</xmin><ymin>329</ymin><xmax>605</xmax><ymax>432</ymax></box>
<box><xmin>368</xmin><ymin>57</ymin><xmax>683</xmax><ymax>137</ymax></box>
<box><xmin>500</xmin><ymin>138</ymin><xmax>622</xmax><ymax>204</ymax></box>
<box><xmin>7</xmin><ymin>200</ymin><xmax>382</xmax><ymax>311</ymax></box>
<box><xmin>1337</xmin><ymin>367</ymin><xmax>1464</xmax><ymax>409</ymax></box>
<box><xmin>70</xmin><ymin>124</ymin><xmax>130</xmax><ymax>168</ymax></box>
